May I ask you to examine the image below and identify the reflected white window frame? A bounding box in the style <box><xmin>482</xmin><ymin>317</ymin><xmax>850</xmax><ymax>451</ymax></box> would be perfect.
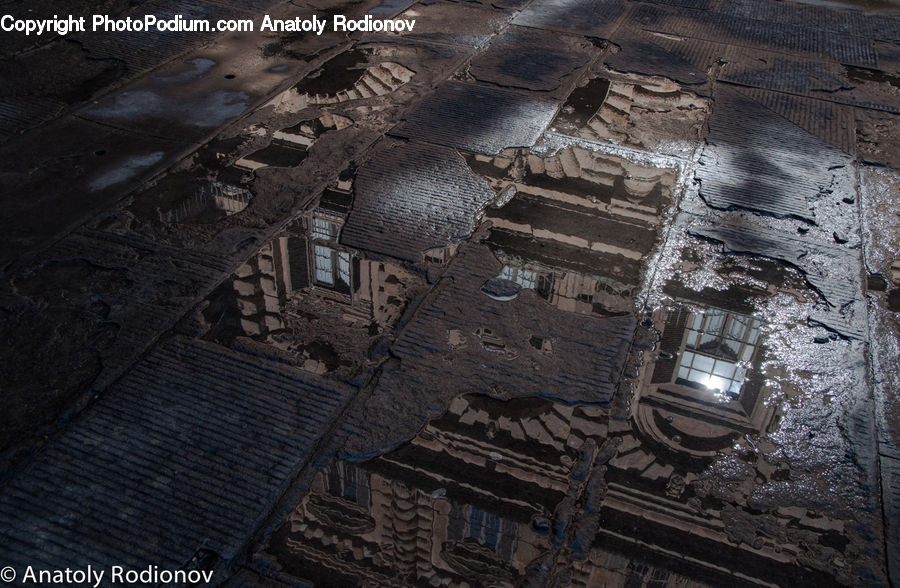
<box><xmin>500</xmin><ymin>265</ymin><xmax>537</xmax><ymax>289</ymax></box>
<box><xmin>313</xmin><ymin>244</ymin><xmax>353</xmax><ymax>290</ymax></box>
<box><xmin>676</xmin><ymin>309</ymin><xmax>762</xmax><ymax>397</ymax></box>
<box><xmin>684</xmin><ymin>309</ymin><xmax>760</xmax><ymax>363</ymax></box>
<box><xmin>338</xmin><ymin>251</ymin><xmax>351</xmax><ymax>284</ymax></box>
<box><xmin>677</xmin><ymin>350</ymin><xmax>747</xmax><ymax>395</ymax></box>
<box><xmin>311</xmin><ymin>217</ymin><xmax>338</xmax><ymax>242</ymax></box>
<box><xmin>314</xmin><ymin>244</ymin><xmax>334</xmax><ymax>285</ymax></box>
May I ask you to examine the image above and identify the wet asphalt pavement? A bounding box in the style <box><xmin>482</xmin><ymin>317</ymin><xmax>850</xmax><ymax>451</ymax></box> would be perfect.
<box><xmin>1</xmin><ymin>0</ymin><xmax>899</xmax><ymax>585</ymax></box>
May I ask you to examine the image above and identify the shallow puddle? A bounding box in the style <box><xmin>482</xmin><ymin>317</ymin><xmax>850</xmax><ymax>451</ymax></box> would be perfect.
<box><xmin>261</xmin><ymin>393</ymin><xmax>606</xmax><ymax>587</ymax></box>
<box><xmin>195</xmin><ymin>184</ymin><xmax>424</xmax><ymax>379</ymax></box>
<box><xmin>256</xmin><ymin>343</ymin><xmax>858</xmax><ymax>587</ymax></box>
<box><xmin>470</xmin><ymin>147</ymin><xmax>678</xmax><ymax>316</ymax></box>
<box><xmin>270</xmin><ymin>47</ymin><xmax>415</xmax><ymax>112</ymax></box>
<box><xmin>550</xmin><ymin>72</ymin><xmax>710</xmax><ymax>158</ymax></box>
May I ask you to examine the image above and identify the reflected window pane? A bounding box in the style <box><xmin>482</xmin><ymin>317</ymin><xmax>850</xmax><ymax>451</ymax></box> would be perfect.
<box><xmin>687</xmin><ymin>368</ymin><xmax>705</xmax><ymax>384</ymax></box>
<box><xmin>314</xmin><ymin>245</ymin><xmax>334</xmax><ymax>285</ymax></box>
<box><xmin>692</xmin><ymin>354</ymin><xmax>714</xmax><ymax>373</ymax></box>
<box><xmin>741</xmin><ymin>345</ymin><xmax>754</xmax><ymax>362</ymax></box>
<box><xmin>690</xmin><ymin>313</ymin><xmax>704</xmax><ymax>330</ymax></box>
<box><xmin>517</xmin><ymin>269</ymin><xmax>536</xmax><ymax>289</ymax></box>
<box><xmin>685</xmin><ymin>331</ymin><xmax>699</xmax><ymax>347</ymax></box>
<box><xmin>678</xmin><ymin>350</ymin><xmax>748</xmax><ymax>397</ymax></box>
<box><xmin>713</xmin><ymin>360</ymin><xmax>736</xmax><ymax>379</ymax></box>
<box><xmin>483</xmin><ymin>512</ymin><xmax>500</xmax><ymax>547</ymax></box>
<box><xmin>312</xmin><ymin>218</ymin><xmax>337</xmax><ymax>242</ymax></box>
<box><xmin>729</xmin><ymin>315</ymin><xmax>748</xmax><ymax>339</ymax></box>
<box><xmin>338</xmin><ymin>252</ymin><xmax>351</xmax><ymax>284</ymax></box>
<box><xmin>705</xmin><ymin>312</ymin><xmax>725</xmax><ymax>333</ymax></box>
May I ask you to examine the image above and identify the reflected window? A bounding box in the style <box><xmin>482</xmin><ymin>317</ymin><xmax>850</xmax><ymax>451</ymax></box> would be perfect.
<box><xmin>684</xmin><ymin>310</ymin><xmax>759</xmax><ymax>362</ymax></box>
<box><xmin>314</xmin><ymin>245</ymin><xmax>352</xmax><ymax>293</ymax></box>
<box><xmin>342</xmin><ymin>463</ymin><xmax>361</xmax><ymax>501</ymax></box>
<box><xmin>676</xmin><ymin>310</ymin><xmax>761</xmax><ymax>398</ymax></box>
<box><xmin>500</xmin><ymin>266</ymin><xmax>537</xmax><ymax>289</ymax></box>
<box><xmin>325</xmin><ymin>461</ymin><xmax>370</xmax><ymax>507</ymax></box>
<box><xmin>424</xmin><ymin>247</ymin><xmax>451</xmax><ymax>265</ymax></box>
<box><xmin>209</xmin><ymin>181</ymin><xmax>252</xmax><ymax>216</ymax></box>
<box><xmin>678</xmin><ymin>350</ymin><xmax>747</xmax><ymax>395</ymax></box>
<box><xmin>338</xmin><ymin>251</ymin><xmax>350</xmax><ymax>284</ymax></box>
<box><xmin>315</xmin><ymin>245</ymin><xmax>335</xmax><ymax>285</ymax></box>
<box><xmin>449</xmin><ymin>503</ymin><xmax>517</xmax><ymax>562</ymax></box>
<box><xmin>312</xmin><ymin>218</ymin><xmax>339</xmax><ymax>242</ymax></box>
<box><xmin>625</xmin><ymin>561</ymin><xmax>670</xmax><ymax>588</ymax></box>
<box><xmin>468</xmin><ymin>507</ymin><xmax>501</xmax><ymax>547</ymax></box>
<box><xmin>536</xmin><ymin>274</ymin><xmax>553</xmax><ymax>300</ymax></box>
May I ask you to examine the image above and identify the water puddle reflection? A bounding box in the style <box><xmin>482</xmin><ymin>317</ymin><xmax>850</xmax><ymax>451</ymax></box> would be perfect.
<box><xmin>471</xmin><ymin>148</ymin><xmax>677</xmax><ymax>317</ymax></box>
<box><xmin>269</xmin><ymin>48</ymin><xmax>415</xmax><ymax>113</ymax></box>
<box><xmin>551</xmin><ymin>72</ymin><xmax>710</xmax><ymax>158</ymax></box>
<box><xmin>263</xmin><ymin>394</ymin><xmax>602</xmax><ymax>587</ymax></box>
<box><xmin>637</xmin><ymin>303</ymin><xmax>773</xmax><ymax>458</ymax></box>
<box><xmin>196</xmin><ymin>181</ymin><xmax>424</xmax><ymax>378</ymax></box>
<box><xmin>250</xmin><ymin>280</ymin><xmax>857</xmax><ymax>586</ymax></box>
<box><xmin>127</xmin><ymin>114</ymin><xmax>355</xmax><ymax>229</ymax></box>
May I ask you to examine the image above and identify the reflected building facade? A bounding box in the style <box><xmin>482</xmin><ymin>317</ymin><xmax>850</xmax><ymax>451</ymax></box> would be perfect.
<box><xmin>634</xmin><ymin>304</ymin><xmax>776</xmax><ymax>458</ymax></box>
<box><xmin>263</xmin><ymin>394</ymin><xmax>605</xmax><ymax>587</ymax></box>
<box><xmin>196</xmin><ymin>179</ymin><xmax>422</xmax><ymax>376</ymax></box>
<box><xmin>231</xmin><ymin>183</ymin><xmax>420</xmax><ymax>342</ymax></box>
<box><xmin>258</xmin><ymin>393</ymin><xmax>735</xmax><ymax>587</ymax></box>
<box><xmin>240</xmin><ymin>146</ymin><xmax>840</xmax><ymax>587</ymax></box>
<box><xmin>471</xmin><ymin>148</ymin><xmax>677</xmax><ymax>318</ymax></box>
<box><xmin>254</xmin><ymin>296</ymin><xmax>839</xmax><ymax>587</ymax></box>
